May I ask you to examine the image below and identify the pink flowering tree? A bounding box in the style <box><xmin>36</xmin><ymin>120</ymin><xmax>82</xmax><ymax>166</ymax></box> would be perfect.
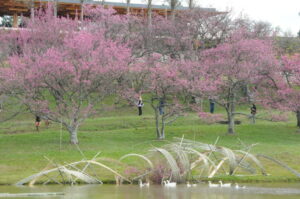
<box><xmin>199</xmin><ymin>30</ymin><xmax>279</xmax><ymax>134</ymax></box>
<box><xmin>0</xmin><ymin>94</ymin><xmax>27</xmax><ymax>123</ymax></box>
<box><xmin>126</xmin><ymin>55</ymin><xmax>187</xmax><ymax>140</ymax></box>
<box><xmin>259</xmin><ymin>54</ymin><xmax>300</xmax><ymax>127</ymax></box>
<box><xmin>83</xmin><ymin>5</ymin><xmax>130</xmax><ymax>41</ymax></box>
<box><xmin>0</xmin><ymin>26</ymin><xmax>29</xmax><ymax>123</ymax></box>
<box><xmin>0</xmin><ymin>7</ymin><xmax>131</xmax><ymax>144</ymax></box>
<box><xmin>281</xmin><ymin>55</ymin><xmax>300</xmax><ymax>127</ymax></box>
<box><xmin>127</xmin><ymin>9</ymin><xmax>231</xmax><ymax>60</ymax></box>
<box><xmin>257</xmin><ymin>54</ymin><xmax>300</xmax><ymax>127</ymax></box>
<box><xmin>179</xmin><ymin>9</ymin><xmax>232</xmax><ymax>50</ymax></box>
<box><xmin>121</xmin><ymin>9</ymin><xmax>232</xmax><ymax>138</ymax></box>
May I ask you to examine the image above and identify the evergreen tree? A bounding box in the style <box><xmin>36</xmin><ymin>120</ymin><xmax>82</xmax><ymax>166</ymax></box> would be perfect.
<box><xmin>0</xmin><ymin>16</ymin><xmax>13</xmax><ymax>27</ymax></box>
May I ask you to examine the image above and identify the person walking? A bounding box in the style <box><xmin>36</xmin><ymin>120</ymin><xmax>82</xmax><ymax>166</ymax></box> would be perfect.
<box><xmin>35</xmin><ymin>115</ymin><xmax>41</xmax><ymax>131</ymax></box>
<box><xmin>158</xmin><ymin>98</ymin><xmax>165</xmax><ymax>115</ymax></box>
<box><xmin>137</xmin><ymin>96</ymin><xmax>144</xmax><ymax>116</ymax></box>
<box><xmin>250</xmin><ymin>104</ymin><xmax>257</xmax><ymax>124</ymax></box>
<box><xmin>209</xmin><ymin>98</ymin><xmax>215</xmax><ymax>114</ymax></box>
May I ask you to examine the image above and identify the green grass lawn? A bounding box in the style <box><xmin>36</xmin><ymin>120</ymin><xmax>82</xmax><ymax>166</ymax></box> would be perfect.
<box><xmin>0</xmin><ymin>103</ymin><xmax>300</xmax><ymax>185</ymax></box>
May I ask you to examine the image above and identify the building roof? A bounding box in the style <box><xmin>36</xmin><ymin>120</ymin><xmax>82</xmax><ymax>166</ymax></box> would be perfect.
<box><xmin>38</xmin><ymin>0</ymin><xmax>216</xmax><ymax>11</ymax></box>
<box><xmin>0</xmin><ymin>0</ymin><xmax>218</xmax><ymax>17</ymax></box>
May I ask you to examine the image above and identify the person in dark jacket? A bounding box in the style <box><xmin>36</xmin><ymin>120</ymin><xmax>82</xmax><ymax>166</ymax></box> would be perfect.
<box><xmin>209</xmin><ymin>98</ymin><xmax>215</xmax><ymax>114</ymax></box>
<box><xmin>250</xmin><ymin>104</ymin><xmax>257</xmax><ymax>124</ymax></box>
<box><xmin>158</xmin><ymin>98</ymin><xmax>165</xmax><ymax>115</ymax></box>
<box><xmin>35</xmin><ymin>115</ymin><xmax>41</xmax><ymax>131</ymax></box>
<box><xmin>251</xmin><ymin>104</ymin><xmax>257</xmax><ymax>115</ymax></box>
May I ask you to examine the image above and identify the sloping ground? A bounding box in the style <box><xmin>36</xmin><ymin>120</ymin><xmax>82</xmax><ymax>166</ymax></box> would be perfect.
<box><xmin>0</xmin><ymin>106</ymin><xmax>300</xmax><ymax>184</ymax></box>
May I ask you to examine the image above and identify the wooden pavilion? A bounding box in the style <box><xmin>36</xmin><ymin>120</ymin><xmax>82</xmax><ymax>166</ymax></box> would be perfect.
<box><xmin>0</xmin><ymin>0</ymin><xmax>218</xmax><ymax>27</ymax></box>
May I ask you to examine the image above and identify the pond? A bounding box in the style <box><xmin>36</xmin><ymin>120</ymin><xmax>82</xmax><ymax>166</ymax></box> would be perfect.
<box><xmin>0</xmin><ymin>183</ymin><xmax>300</xmax><ymax>199</ymax></box>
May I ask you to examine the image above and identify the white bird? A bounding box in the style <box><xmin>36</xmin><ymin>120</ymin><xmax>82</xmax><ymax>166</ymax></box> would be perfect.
<box><xmin>187</xmin><ymin>182</ymin><xmax>197</xmax><ymax>187</ymax></box>
<box><xmin>163</xmin><ymin>180</ymin><xmax>176</xmax><ymax>187</ymax></box>
<box><xmin>208</xmin><ymin>181</ymin><xmax>219</xmax><ymax>188</ymax></box>
<box><xmin>187</xmin><ymin>182</ymin><xmax>192</xmax><ymax>188</ymax></box>
<box><xmin>234</xmin><ymin>183</ymin><xmax>246</xmax><ymax>189</ymax></box>
<box><xmin>219</xmin><ymin>181</ymin><xmax>231</xmax><ymax>188</ymax></box>
<box><xmin>139</xmin><ymin>179</ymin><xmax>150</xmax><ymax>187</ymax></box>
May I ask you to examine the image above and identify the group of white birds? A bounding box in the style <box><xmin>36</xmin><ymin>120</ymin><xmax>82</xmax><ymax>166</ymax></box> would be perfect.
<box><xmin>208</xmin><ymin>181</ymin><xmax>246</xmax><ymax>189</ymax></box>
<box><xmin>139</xmin><ymin>179</ymin><xmax>246</xmax><ymax>189</ymax></box>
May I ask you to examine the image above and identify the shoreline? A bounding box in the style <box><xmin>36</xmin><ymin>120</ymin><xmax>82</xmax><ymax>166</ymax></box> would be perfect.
<box><xmin>1</xmin><ymin>177</ymin><xmax>300</xmax><ymax>186</ymax></box>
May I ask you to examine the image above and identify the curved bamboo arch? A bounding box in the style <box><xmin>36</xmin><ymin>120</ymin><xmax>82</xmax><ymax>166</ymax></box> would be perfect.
<box><xmin>119</xmin><ymin>153</ymin><xmax>154</xmax><ymax>169</ymax></box>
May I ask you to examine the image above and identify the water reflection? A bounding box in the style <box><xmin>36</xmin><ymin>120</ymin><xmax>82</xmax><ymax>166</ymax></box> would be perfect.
<box><xmin>0</xmin><ymin>183</ymin><xmax>300</xmax><ymax>199</ymax></box>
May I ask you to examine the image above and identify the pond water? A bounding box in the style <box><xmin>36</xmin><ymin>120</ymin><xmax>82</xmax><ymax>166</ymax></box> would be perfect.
<box><xmin>0</xmin><ymin>183</ymin><xmax>300</xmax><ymax>199</ymax></box>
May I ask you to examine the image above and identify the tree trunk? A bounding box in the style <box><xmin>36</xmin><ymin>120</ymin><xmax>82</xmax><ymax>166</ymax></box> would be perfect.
<box><xmin>152</xmin><ymin>102</ymin><xmax>165</xmax><ymax>140</ymax></box>
<box><xmin>226</xmin><ymin>100</ymin><xmax>236</xmax><ymax>134</ymax></box>
<box><xmin>251</xmin><ymin>114</ymin><xmax>256</xmax><ymax>124</ymax></box>
<box><xmin>170</xmin><ymin>0</ymin><xmax>176</xmax><ymax>21</ymax></box>
<box><xmin>30</xmin><ymin>7</ymin><xmax>34</xmax><ymax>20</ymax></box>
<box><xmin>53</xmin><ymin>0</ymin><xmax>58</xmax><ymax>17</ymax></box>
<box><xmin>67</xmin><ymin>125</ymin><xmax>79</xmax><ymax>144</ymax></box>
<box><xmin>159</xmin><ymin>131</ymin><xmax>165</xmax><ymax>140</ymax></box>
<box><xmin>188</xmin><ymin>0</ymin><xmax>193</xmax><ymax>9</ymax></box>
<box><xmin>296</xmin><ymin>110</ymin><xmax>300</xmax><ymax>128</ymax></box>
<box><xmin>154</xmin><ymin>110</ymin><xmax>161</xmax><ymax>139</ymax></box>
<box><xmin>13</xmin><ymin>13</ymin><xmax>18</xmax><ymax>28</ymax></box>
<box><xmin>30</xmin><ymin>0</ymin><xmax>35</xmax><ymax>20</ymax></box>
<box><xmin>227</xmin><ymin>111</ymin><xmax>235</xmax><ymax>134</ymax></box>
<box><xmin>164</xmin><ymin>8</ymin><xmax>168</xmax><ymax>19</ymax></box>
<box><xmin>151</xmin><ymin>99</ymin><xmax>166</xmax><ymax>140</ymax></box>
<box><xmin>80</xmin><ymin>0</ymin><xmax>84</xmax><ymax>21</ymax></box>
<box><xmin>160</xmin><ymin>114</ymin><xmax>166</xmax><ymax>140</ymax></box>
<box><xmin>147</xmin><ymin>0</ymin><xmax>152</xmax><ymax>27</ymax></box>
<box><xmin>70</xmin><ymin>131</ymin><xmax>79</xmax><ymax>144</ymax></box>
<box><xmin>126</xmin><ymin>0</ymin><xmax>130</xmax><ymax>14</ymax></box>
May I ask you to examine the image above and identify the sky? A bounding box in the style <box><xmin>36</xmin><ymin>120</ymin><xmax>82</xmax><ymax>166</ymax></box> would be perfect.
<box><xmin>129</xmin><ymin>0</ymin><xmax>300</xmax><ymax>35</ymax></box>
<box><xmin>194</xmin><ymin>0</ymin><xmax>300</xmax><ymax>36</ymax></box>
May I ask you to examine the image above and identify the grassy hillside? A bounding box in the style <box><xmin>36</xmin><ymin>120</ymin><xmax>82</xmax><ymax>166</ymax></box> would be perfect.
<box><xmin>0</xmin><ymin>102</ymin><xmax>300</xmax><ymax>185</ymax></box>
